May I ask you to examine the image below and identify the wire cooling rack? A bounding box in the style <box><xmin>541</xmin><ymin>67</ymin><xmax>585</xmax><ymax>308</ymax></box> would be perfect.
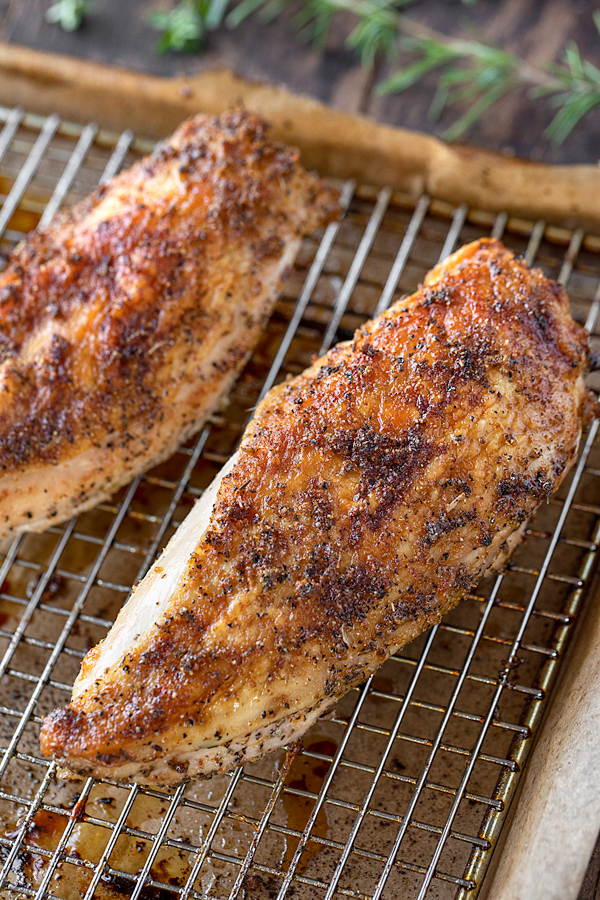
<box><xmin>0</xmin><ymin>106</ymin><xmax>599</xmax><ymax>900</ymax></box>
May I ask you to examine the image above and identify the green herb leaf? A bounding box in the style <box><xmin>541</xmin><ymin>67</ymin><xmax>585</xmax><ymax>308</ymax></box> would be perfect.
<box><xmin>227</xmin><ymin>0</ymin><xmax>273</xmax><ymax>28</ymax></box>
<box><xmin>152</xmin><ymin>3</ymin><xmax>202</xmax><ymax>53</ymax></box>
<box><xmin>443</xmin><ymin>76</ymin><xmax>517</xmax><ymax>141</ymax></box>
<box><xmin>545</xmin><ymin>88</ymin><xmax>600</xmax><ymax>144</ymax></box>
<box><xmin>46</xmin><ymin>0</ymin><xmax>92</xmax><ymax>31</ymax></box>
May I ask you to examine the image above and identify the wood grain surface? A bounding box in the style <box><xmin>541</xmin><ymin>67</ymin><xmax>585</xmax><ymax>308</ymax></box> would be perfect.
<box><xmin>0</xmin><ymin>1</ymin><xmax>599</xmax><ymax>897</ymax></box>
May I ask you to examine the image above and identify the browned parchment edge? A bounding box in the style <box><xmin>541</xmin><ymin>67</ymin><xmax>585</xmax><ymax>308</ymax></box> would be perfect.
<box><xmin>1</xmin><ymin>42</ymin><xmax>600</xmax><ymax>232</ymax></box>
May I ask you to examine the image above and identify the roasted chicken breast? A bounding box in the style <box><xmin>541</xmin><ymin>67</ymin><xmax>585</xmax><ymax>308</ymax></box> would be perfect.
<box><xmin>41</xmin><ymin>238</ymin><xmax>597</xmax><ymax>784</ymax></box>
<box><xmin>0</xmin><ymin>110</ymin><xmax>337</xmax><ymax>537</ymax></box>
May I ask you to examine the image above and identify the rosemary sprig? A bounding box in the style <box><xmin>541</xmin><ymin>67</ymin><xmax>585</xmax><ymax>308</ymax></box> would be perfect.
<box><xmin>230</xmin><ymin>0</ymin><xmax>418</xmax><ymax>62</ymax></box>
<box><xmin>375</xmin><ymin>11</ymin><xmax>600</xmax><ymax>143</ymax></box>
<box><xmin>46</xmin><ymin>0</ymin><xmax>92</xmax><ymax>31</ymax></box>
<box><xmin>46</xmin><ymin>0</ymin><xmax>600</xmax><ymax>145</ymax></box>
<box><xmin>529</xmin><ymin>22</ymin><xmax>600</xmax><ymax>144</ymax></box>
<box><xmin>149</xmin><ymin>0</ymin><xmax>230</xmax><ymax>54</ymax></box>
<box><xmin>248</xmin><ymin>0</ymin><xmax>600</xmax><ymax>143</ymax></box>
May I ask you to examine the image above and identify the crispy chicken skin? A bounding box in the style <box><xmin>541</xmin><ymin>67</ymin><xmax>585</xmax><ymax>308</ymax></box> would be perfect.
<box><xmin>40</xmin><ymin>238</ymin><xmax>597</xmax><ymax>784</ymax></box>
<box><xmin>0</xmin><ymin>110</ymin><xmax>337</xmax><ymax>537</ymax></box>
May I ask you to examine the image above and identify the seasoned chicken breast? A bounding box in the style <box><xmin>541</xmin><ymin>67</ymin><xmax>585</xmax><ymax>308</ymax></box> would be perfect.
<box><xmin>40</xmin><ymin>238</ymin><xmax>597</xmax><ymax>785</ymax></box>
<box><xmin>0</xmin><ymin>110</ymin><xmax>337</xmax><ymax>537</ymax></box>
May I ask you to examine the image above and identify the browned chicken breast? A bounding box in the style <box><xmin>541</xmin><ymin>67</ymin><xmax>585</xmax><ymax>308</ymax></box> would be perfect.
<box><xmin>0</xmin><ymin>110</ymin><xmax>337</xmax><ymax>537</ymax></box>
<box><xmin>40</xmin><ymin>238</ymin><xmax>597</xmax><ymax>784</ymax></box>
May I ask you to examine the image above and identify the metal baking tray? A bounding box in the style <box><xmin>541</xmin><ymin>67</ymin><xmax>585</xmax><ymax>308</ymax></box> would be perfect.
<box><xmin>0</xmin><ymin>107</ymin><xmax>599</xmax><ymax>900</ymax></box>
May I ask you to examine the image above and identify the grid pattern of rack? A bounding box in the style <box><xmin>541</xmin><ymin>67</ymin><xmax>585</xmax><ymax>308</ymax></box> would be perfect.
<box><xmin>0</xmin><ymin>107</ymin><xmax>599</xmax><ymax>900</ymax></box>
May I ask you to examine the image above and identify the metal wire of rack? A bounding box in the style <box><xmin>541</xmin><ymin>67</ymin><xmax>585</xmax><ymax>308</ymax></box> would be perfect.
<box><xmin>0</xmin><ymin>106</ymin><xmax>599</xmax><ymax>900</ymax></box>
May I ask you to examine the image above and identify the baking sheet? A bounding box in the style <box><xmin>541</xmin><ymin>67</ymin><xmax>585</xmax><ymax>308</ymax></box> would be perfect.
<box><xmin>0</xmin><ymin>106</ymin><xmax>598</xmax><ymax>900</ymax></box>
